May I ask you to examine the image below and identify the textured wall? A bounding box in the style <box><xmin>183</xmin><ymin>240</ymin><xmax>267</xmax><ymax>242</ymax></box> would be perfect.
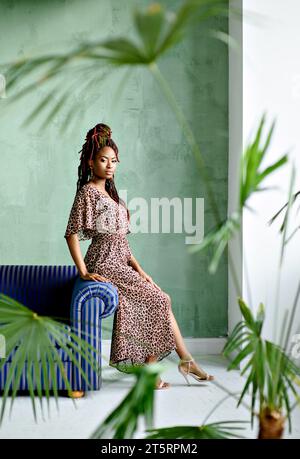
<box><xmin>0</xmin><ymin>0</ymin><xmax>228</xmax><ymax>339</ymax></box>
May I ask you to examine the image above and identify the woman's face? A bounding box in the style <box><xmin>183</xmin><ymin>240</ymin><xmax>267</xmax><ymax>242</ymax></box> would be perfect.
<box><xmin>89</xmin><ymin>146</ymin><xmax>117</xmax><ymax>179</ymax></box>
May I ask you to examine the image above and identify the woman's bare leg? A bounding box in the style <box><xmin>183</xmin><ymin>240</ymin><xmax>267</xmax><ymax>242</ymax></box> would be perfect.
<box><xmin>169</xmin><ymin>309</ymin><xmax>193</xmax><ymax>360</ymax></box>
<box><xmin>146</xmin><ymin>309</ymin><xmax>191</xmax><ymax>362</ymax></box>
<box><xmin>145</xmin><ymin>309</ymin><xmax>191</xmax><ymax>362</ymax></box>
<box><xmin>146</xmin><ymin>308</ymin><xmax>211</xmax><ymax>378</ymax></box>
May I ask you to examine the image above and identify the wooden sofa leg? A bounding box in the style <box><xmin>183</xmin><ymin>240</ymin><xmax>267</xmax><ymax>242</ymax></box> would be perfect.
<box><xmin>68</xmin><ymin>390</ymin><xmax>85</xmax><ymax>399</ymax></box>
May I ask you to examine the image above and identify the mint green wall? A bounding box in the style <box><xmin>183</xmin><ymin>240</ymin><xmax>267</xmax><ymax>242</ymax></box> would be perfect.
<box><xmin>0</xmin><ymin>0</ymin><xmax>228</xmax><ymax>339</ymax></box>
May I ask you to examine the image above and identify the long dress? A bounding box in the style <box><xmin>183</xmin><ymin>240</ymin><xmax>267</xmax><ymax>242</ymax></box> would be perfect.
<box><xmin>64</xmin><ymin>183</ymin><xmax>177</xmax><ymax>374</ymax></box>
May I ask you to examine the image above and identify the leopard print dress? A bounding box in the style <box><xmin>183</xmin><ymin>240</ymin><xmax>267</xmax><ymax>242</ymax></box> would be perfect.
<box><xmin>64</xmin><ymin>183</ymin><xmax>177</xmax><ymax>374</ymax></box>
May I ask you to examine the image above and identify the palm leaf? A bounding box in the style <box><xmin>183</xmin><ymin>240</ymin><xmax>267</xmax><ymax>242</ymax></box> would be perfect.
<box><xmin>268</xmin><ymin>191</ymin><xmax>300</xmax><ymax>231</ymax></box>
<box><xmin>187</xmin><ymin>212</ymin><xmax>241</xmax><ymax>274</ymax></box>
<box><xmin>240</xmin><ymin>114</ymin><xmax>288</xmax><ymax>208</ymax></box>
<box><xmin>237</xmin><ymin>368</ymin><xmax>255</xmax><ymax>408</ymax></box>
<box><xmin>133</xmin><ymin>4</ymin><xmax>166</xmax><ymax>58</ymax></box>
<box><xmin>238</xmin><ymin>298</ymin><xmax>257</xmax><ymax>329</ymax></box>
<box><xmin>278</xmin><ymin>165</ymin><xmax>296</xmax><ymax>269</ymax></box>
<box><xmin>145</xmin><ymin>420</ymin><xmax>249</xmax><ymax>439</ymax></box>
<box><xmin>89</xmin><ymin>362</ymin><xmax>169</xmax><ymax>439</ymax></box>
<box><xmin>226</xmin><ymin>342</ymin><xmax>254</xmax><ymax>371</ymax></box>
<box><xmin>0</xmin><ymin>0</ymin><xmax>233</xmax><ymax>114</ymax></box>
<box><xmin>187</xmin><ymin>117</ymin><xmax>286</xmax><ymax>277</ymax></box>
<box><xmin>0</xmin><ymin>293</ymin><xmax>103</xmax><ymax>424</ymax></box>
<box><xmin>224</xmin><ymin>297</ymin><xmax>300</xmax><ymax>430</ymax></box>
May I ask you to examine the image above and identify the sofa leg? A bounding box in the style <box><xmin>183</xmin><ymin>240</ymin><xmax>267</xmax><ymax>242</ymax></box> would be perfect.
<box><xmin>68</xmin><ymin>390</ymin><xmax>85</xmax><ymax>399</ymax></box>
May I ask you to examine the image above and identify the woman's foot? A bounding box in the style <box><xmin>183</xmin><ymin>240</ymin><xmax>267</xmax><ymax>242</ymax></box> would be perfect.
<box><xmin>190</xmin><ymin>361</ymin><xmax>214</xmax><ymax>380</ymax></box>
<box><xmin>155</xmin><ymin>377</ymin><xmax>171</xmax><ymax>390</ymax></box>
<box><xmin>179</xmin><ymin>357</ymin><xmax>214</xmax><ymax>381</ymax></box>
<box><xmin>145</xmin><ymin>356</ymin><xmax>171</xmax><ymax>389</ymax></box>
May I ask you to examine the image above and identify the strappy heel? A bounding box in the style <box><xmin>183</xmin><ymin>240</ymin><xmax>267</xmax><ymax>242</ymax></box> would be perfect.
<box><xmin>178</xmin><ymin>358</ymin><xmax>214</xmax><ymax>385</ymax></box>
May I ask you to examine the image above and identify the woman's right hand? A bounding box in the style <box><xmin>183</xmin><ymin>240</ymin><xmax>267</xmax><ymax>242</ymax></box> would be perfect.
<box><xmin>80</xmin><ymin>272</ymin><xmax>111</xmax><ymax>283</ymax></box>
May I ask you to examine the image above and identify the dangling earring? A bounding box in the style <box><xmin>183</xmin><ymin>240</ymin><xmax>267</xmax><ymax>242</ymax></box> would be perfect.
<box><xmin>90</xmin><ymin>166</ymin><xmax>93</xmax><ymax>179</ymax></box>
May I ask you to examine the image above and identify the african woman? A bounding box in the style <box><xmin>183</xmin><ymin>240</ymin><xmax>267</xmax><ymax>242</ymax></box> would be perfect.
<box><xmin>64</xmin><ymin>123</ymin><xmax>214</xmax><ymax>397</ymax></box>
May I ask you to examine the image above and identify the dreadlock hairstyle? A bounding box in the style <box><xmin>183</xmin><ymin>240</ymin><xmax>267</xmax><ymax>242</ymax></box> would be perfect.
<box><xmin>77</xmin><ymin>123</ymin><xmax>130</xmax><ymax>222</ymax></box>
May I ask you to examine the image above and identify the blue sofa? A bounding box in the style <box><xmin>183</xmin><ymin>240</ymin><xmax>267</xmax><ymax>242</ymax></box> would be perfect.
<box><xmin>0</xmin><ymin>265</ymin><xmax>118</xmax><ymax>392</ymax></box>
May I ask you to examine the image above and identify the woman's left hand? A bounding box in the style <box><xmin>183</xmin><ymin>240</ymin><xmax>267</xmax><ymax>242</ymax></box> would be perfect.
<box><xmin>139</xmin><ymin>270</ymin><xmax>162</xmax><ymax>291</ymax></box>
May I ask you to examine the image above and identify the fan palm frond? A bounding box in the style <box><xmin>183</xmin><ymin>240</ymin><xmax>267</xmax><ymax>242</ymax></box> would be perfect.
<box><xmin>0</xmin><ymin>293</ymin><xmax>102</xmax><ymax>424</ymax></box>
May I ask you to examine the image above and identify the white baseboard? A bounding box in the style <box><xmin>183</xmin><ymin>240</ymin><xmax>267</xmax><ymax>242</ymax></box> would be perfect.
<box><xmin>101</xmin><ymin>338</ymin><xmax>227</xmax><ymax>356</ymax></box>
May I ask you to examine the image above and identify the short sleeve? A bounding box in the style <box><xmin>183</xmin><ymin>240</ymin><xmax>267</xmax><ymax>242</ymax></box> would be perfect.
<box><xmin>64</xmin><ymin>187</ymin><xmax>98</xmax><ymax>241</ymax></box>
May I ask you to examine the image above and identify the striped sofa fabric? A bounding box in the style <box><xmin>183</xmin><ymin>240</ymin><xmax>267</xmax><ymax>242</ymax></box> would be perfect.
<box><xmin>0</xmin><ymin>265</ymin><xmax>119</xmax><ymax>392</ymax></box>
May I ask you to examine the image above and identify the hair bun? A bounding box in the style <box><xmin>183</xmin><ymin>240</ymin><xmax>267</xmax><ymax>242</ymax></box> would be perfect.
<box><xmin>85</xmin><ymin>123</ymin><xmax>112</xmax><ymax>142</ymax></box>
<box><xmin>98</xmin><ymin>124</ymin><xmax>112</xmax><ymax>139</ymax></box>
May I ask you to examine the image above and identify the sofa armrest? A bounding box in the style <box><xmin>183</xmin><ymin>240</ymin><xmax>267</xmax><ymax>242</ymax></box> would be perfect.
<box><xmin>70</xmin><ymin>276</ymin><xmax>119</xmax><ymax>319</ymax></box>
<box><xmin>69</xmin><ymin>276</ymin><xmax>119</xmax><ymax>391</ymax></box>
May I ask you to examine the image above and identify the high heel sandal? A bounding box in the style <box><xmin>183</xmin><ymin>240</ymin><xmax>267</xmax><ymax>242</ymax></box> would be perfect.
<box><xmin>178</xmin><ymin>358</ymin><xmax>214</xmax><ymax>385</ymax></box>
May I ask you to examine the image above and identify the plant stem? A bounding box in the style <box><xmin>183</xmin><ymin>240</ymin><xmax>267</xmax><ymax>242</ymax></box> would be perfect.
<box><xmin>149</xmin><ymin>61</ymin><xmax>221</xmax><ymax>225</ymax></box>
<box><xmin>274</xmin><ymin>164</ymin><xmax>295</xmax><ymax>343</ymax></box>
<box><xmin>238</xmin><ymin>225</ymin><xmax>252</xmax><ymax>309</ymax></box>
<box><xmin>228</xmin><ymin>248</ymin><xmax>242</xmax><ymax>298</ymax></box>
<box><xmin>149</xmin><ymin>61</ymin><xmax>242</xmax><ymax>297</ymax></box>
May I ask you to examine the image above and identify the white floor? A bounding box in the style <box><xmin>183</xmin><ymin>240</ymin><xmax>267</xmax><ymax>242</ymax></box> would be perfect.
<box><xmin>0</xmin><ymin>350</ymin><xmax>299</xmax><ymax>439</ymax></box>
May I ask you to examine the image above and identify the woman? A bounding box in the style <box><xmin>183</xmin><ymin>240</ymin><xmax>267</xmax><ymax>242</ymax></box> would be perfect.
<box><xmin>64</xmin><ymin>123</ymin><xmax>214</xmax><ymax>397</ymax></box>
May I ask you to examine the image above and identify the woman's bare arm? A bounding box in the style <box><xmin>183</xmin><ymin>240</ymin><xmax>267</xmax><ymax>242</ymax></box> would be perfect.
<box><xmin>65</xmin><ymin>234</ymin><xmax>88</xmax><ymax>277</ymax></box>
<box><xmin>65</xmin><ymin>234</ymin><xmax>109</xmax><ymax>282</ymax></box>
<box><xmin>129</xmin><ymin>254</ymin><xmax>143</xmax><ymax>274</ymax></box>
<box><xmin>129</xmin><ymin>254</ymin><xmax>162</xmax><ymax>291</ymax></box>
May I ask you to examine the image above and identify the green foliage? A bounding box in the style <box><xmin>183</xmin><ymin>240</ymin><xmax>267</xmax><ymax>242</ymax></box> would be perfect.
<box><xmin>89</xmin><ymin>362</ymin><xmax>161</xmax><ymax>439</ymax></box>
<box><xmin>188</xmin><ymin>115</ymin><xmax>288</xmax><ymax>277</ymax></box>
<box><xmin>240</xmin><ymin>114</ymin><xmax>288</xmax><ymax>209</ymax></box>
<box><xmin>0</xmin><ymin>293</ymin><xmax>101</xmax><ymax>424</ymax></box>
<box><xmin>268</xmin><ymin>191</ymin><xmax>300</xmax><ymax>234</ymax></box>
<box><xmin>3</xmin><ymin>0</ymin><xmax>297</xmax><ymax>440</ymax></box>
<box><xmin>145</xmin><ymin>420</ymin><xmax>249</xmax><ymax>439</ymax></box>
<box><xmin>188</xmin><ymin>212</ymin><xmax>240</xmax><ymax>274</ymax></box>
<box><xmin>89</xmin><ymin>357</ymin><xmax>249</xmax><ymax>440</ymax></box>
<box><xmin>0</xmin><ymin>0</ymin><xmax>232</xmax><ymax>132</ymax></box>
<box><xmin>223</xmin><ymin>298</ymin><xmax>300</xmax><ymax>431</ymax></box>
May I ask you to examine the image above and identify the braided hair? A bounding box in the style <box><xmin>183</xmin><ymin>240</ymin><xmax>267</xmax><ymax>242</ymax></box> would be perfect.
<box><xmin>77</xmin><ymin>123</ymin><xmax>130</xmax><ymax>221</ymax></box>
